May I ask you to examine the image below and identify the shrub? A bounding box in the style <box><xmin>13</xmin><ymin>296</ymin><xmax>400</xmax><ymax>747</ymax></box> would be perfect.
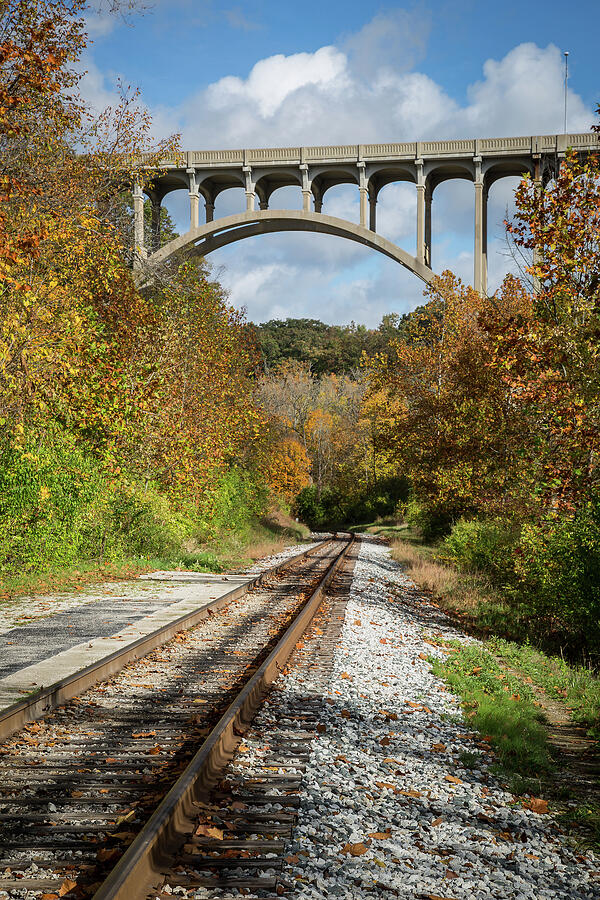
<box><xmin>403</xmin><ymin>498</ymin><xmax>453</xmax><ymax>541</ymax></box>
<box><xmin>513</xmin><ymin>500</ymin><xmax>600</xmax><ymax>656</ymax></box>
<box><xmin>442</xmin><ymin>517</ymin><xmax>517</xmax><ymax>583</ymax></box>
<box><xmin>198</xmin><ymin>468</ymin><xmax>269</xmax><ymax>541</ymax></box>
<box><xmin>0</xmin><ymin>431</ymin><xmax>104</xmax><ymax>571</ymax></box>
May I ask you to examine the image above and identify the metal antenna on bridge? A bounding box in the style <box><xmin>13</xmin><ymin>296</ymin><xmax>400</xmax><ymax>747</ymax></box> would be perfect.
<box><xmin>563</xmin><ymin>51</ymin><xmax>569</xmax><ymax>134</ymax></box>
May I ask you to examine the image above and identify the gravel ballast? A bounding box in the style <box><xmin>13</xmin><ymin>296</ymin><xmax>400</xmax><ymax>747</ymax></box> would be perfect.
<box><xmin>247</xmin><ymin>536</ymin><xmax>599</xmax><ymax>899</ymax></box>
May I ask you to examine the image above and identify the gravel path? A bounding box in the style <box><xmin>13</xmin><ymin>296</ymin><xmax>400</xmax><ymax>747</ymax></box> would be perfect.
<box><xmin>248</xmin><ymin>536</ymin><xmax>599</xmax><ymax>900</ymax></box>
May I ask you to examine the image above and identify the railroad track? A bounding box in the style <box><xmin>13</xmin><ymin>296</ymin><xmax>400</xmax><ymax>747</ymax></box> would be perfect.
<box><xmin>0</xmin><ymin>534</ymin><xmax>355</xmax><ymax>900</ymax></box>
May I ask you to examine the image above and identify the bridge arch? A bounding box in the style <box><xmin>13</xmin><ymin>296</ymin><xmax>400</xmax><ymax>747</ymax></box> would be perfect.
<box><xmin>141</xmin><ymin>209</ymin><xmax>436</xmax><ymax>285</ymax></box>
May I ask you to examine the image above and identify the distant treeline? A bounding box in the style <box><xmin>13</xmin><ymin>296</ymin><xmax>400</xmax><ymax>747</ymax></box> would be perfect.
<box><xmin>250</xmin><ymin>314</ymin><xmax>418</xmax><ymax>375</ymax></box>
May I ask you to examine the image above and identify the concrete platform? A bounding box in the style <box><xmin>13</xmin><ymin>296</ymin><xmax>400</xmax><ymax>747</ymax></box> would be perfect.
<box><xmin>0</xmin><ymin>572</ymin><xmax>252</xmax><ymax>719</ymax></box>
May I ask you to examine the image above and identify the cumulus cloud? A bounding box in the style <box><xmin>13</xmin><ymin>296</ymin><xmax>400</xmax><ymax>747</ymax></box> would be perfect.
<box><xmin>173</xmin><ymin>38</ymin><xmax>592</xmax><ymax>149</ymax></box>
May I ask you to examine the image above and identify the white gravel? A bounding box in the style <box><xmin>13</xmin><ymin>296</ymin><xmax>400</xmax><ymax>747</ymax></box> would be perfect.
<box><xmin>251</xmin><ymin>537</ymin><xmax>600</xmax><ymax>900</ymax></box>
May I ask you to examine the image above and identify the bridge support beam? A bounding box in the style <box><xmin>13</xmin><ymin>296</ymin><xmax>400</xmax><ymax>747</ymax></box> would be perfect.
<box><xmin>425</xmin><ymin>187</ymin><xmax>432</xmax><ymax>267</ymax></box>
<box><xmin>187</xmin><ymin>169</ymin><xmax>199</xmax><ymax>230</ymax></box>
<box><xmin>132</xmin><ymin>181</ymin><xmax>145</xmax><ymax>260</ymax></box>
<box><xmin>150</xmin><ymin>194</ymin><xmax>161</xmax><ymax>253</ymax></box>
<box><xmin>243</xmin><ymin>166</ymin><xmax>255</xmax><ymax>211</ymax></box>
<box><xmin>474</xmin><ymin>160</ymin><xmax>488</xmax><ymax>294</ymax></box>
<box><xmin>369</xmin><ymin>190</ymin><xmax>377</xmax><ymax>232</ymax></box>
<box><xmin>532</xmin><ymin>158</ymin><xmax>543</xmax><ymax>293</ymax></box>
<box><xmin>205</xmin><ymin>200</ymin><xmax>214</xmax><ymax>223</ymax></box>
<box><xmin>358</xmin><ymin>162</ymin><xmax>368</xmax><ymax>227</ymax></box>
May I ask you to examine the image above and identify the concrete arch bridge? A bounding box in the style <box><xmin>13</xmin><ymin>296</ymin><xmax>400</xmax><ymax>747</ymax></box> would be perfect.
<box><xmin>133</xmin><ymin>132</ymin><xmax>599</xmax><ymax>293</ymax></box>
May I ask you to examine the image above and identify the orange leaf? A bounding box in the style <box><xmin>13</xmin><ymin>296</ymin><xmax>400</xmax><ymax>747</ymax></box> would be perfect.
<box><xmin>523</xmin><ymin>797</ymin><xmax>548</xmax><ymax>814</ymax></box>
<box><xmin>195</xmin><ymin>823</ymin><xmax>224</xmax><ymax>840</ymax></box>
<box><xmin>341</xmin><ymin>841</ymin><xmax>370</xmax><ymax>857</ymax></box>
<box><xmin>59</xmin><ymin>880</ymin><xmax>77</xmax><ymax>897</ymax></box>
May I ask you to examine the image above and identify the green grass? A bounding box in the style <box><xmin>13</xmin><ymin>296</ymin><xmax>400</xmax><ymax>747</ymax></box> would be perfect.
<box><xmin>350</xmin><ymin>520</ymin><xmax>417</xmax><ymax>540</ymax></box>
<box><xmin>429</xmin><ymin>639</ymin><xmax>553</xmax><ymax>776</ymax></box>
<box><xmin>487</xmin><ymin>637</ymin><xmax>600</xmax><ymax>739</ymax></box>
<box><xmin>0</xmin><ymin>514</ymin><xmax>311</xmax><ymax>602</ymax></box>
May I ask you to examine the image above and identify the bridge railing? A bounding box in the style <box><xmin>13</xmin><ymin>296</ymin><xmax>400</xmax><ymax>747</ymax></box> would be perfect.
<box><xmin>134</xmin><ymin>133</ymin><xmax>599</xmax><ymax>170</ymax></box>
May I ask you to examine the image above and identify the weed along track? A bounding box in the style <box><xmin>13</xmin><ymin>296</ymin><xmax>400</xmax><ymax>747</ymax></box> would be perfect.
<box><xmin>0</xmin><ymin>535</ymin><xmax>354</xmax><ymax>900</ymax></box>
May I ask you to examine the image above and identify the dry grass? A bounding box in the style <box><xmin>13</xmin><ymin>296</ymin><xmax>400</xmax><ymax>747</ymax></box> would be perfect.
<box><xmin>244</xmin><ymin>536</ymin><xmax>289</xmax><ymax>562</ymax></box>
<box><xmin>390</xmin><ymin>537</ymin><xmax>499</xmax><ymax>617</ymax></box>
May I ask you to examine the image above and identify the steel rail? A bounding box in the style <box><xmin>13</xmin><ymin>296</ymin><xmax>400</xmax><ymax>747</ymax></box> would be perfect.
<box><xmin>0</xmin><ymin>537</ymin><xmax>335</xmax><ymax>742</ymax></box>
<box><xmin>92</xmin><ymin>533</ymin><xmax>355</xmax><ymax>900</ymax></box>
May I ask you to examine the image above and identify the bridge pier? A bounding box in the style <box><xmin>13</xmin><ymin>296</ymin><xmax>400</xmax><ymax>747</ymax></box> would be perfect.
<box><xmin>474</xmin><ymin>161</ymin><xmax>488</xmax><ymax>295</ymax></box>
<box><xmin>369</xmin><ymin>190</ymin><xmax>377</xmax><ymax>232</ymax></box>
<box><xmin>132</xmin><ymin>181</ymin><xmax>145</xmax><ymax>262</ymax></box>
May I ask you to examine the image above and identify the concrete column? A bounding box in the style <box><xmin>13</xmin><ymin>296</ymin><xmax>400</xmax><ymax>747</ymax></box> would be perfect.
<box><xmin>358</xmin><ymin>162</ymin><xmax>367</xmax><ymax>227</ymax></box>
<box><xmin>187</xmin><ymin>168</ymin><xmax>199</xmax><ymax>230</ymax></box>
<box><xmin>416</xmin><ymin>185</ymin><xmax>425</xmax><ymax>264</ymax></box>
<box><xmin>189</xmin><ymin>193</ymin><xmax>199</xmax><ymax>230</ymax></box>
<box><xmin>243</xmin><ymin>166</ymin><xmax>255</xmax><ymax>211</ymax></box>
<box><xmin>425</xmin><ymin>187</ymin><xmax>432</xmax><ymax>267</ymax></box>
<box><xmin>313</xmin><ymin>188</ymin><xmax>323</xmax><ymax>214</ymax></box>
<box><xmin>205</xmin><ymin>199</ymin><xmax>215</xmax><ymax>223</ymax></box>
<box><xmin>259</xmin><ymin>198</ymin><xmax>269</xmax><ymax>210</ymax></box>
<box><xmin>300</xmin><ymin>164</ymin><xmax>312</xmax><ymax>213</ymax></box>
<box><xmin>474</xmin><ymin>163</ymin><xmax>487</xmax><ymax>294</ymax></box>
<box><xmin>150</xmin><ymin>194</ymin><xmax>161</xmax><ymax>252</ymax></box>
<box><xmin>132</xmin><ymin>181</ymin><xmax>145</xmax><ymax>258</ymax></box>
<box><xmin>369</xmin><ymin>190</ymin><xmax>377</xmax><ymax>232</ymax></box>
<box><xmin>532</xmin><ymin>158</ymin><xmax>543</xmax><ymax>293</ymax></box>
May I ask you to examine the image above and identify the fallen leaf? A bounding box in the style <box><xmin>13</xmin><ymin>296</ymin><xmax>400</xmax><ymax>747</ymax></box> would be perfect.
<box><xmin>59</xmin><ymin>879</ymin><xmax>77</xmax><ymax>896</ymax></box>
<box><xmin>115</xmin><ymin>810</ymin><xmax>135</xmax><ymax>826</ymax></box>
<box><xmin>97</xmin><ymin>848</ymin><xmax>119</xmax><ymax>862</ymax></box>
<box><xmin>285</xmin><ymin>854</ymin><xmax>300</xmax><ymax>864</ymax></box>
<box><xmin>523</xmin><ymin>797</ymin><xmax>548</xmax><ymax>815</ymax></box>
<box><xmin>341</xmin><ymin>841</ymin><xmax>370</xmax><ymax>857</ymax></box>
<box><xmin>375</xmin><ymin>781</ymin><xmax>397</xmax><ymax>791</ymax></box>
<box><xmin>195</xmin><ymin>823</ymin><xmax>224</xmax><ymax>840</ymax></box>
<box><xmin>431</xmin><ymin>817</ymin><xmax>443</xmax><ymax>827</ymax></box>
<box><xmin>444</xmin><ymin>776</ymin><xmax>463</xmax><ymax>785</ymax></box>
<box><xmin>431</xmin><ymin>743</ymin><xmax>446</xmax><ymax>752</ymax></box>
<box><xmin>398</xmin><ymin>789</ymin><xmax>422</xmax><ymax>798</ymax></box>
<box><xmin>368</xmin><ymin>829</ymin><xmax>391</xmax><ymax>839</ymax></box>
<box><xmin>132</xmin><ymin>731</ymin><xmax>155</xmax><ymax>738</ymax></box>
<box><xmin>340</xmin><ymin>709</ymin><xmax>351</xmax><ymax>719</ymax></box>
<box><xmin>231</xmin><ymin>801</ymin><xmax>248</xmax><ymax>811</ymax></box>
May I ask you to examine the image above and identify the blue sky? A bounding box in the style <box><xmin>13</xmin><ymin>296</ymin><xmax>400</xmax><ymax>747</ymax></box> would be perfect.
<box><xmin>85</xmin><ymin>0</ymin><xmax>598</xmax><ymax>325</ymax></box>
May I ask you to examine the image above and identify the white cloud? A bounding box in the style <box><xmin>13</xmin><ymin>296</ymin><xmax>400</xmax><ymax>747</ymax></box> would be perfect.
<box><xmin>205</xmin><ymin>46</ymin><xmax>348</xmax><ymax>118</ymax></box>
